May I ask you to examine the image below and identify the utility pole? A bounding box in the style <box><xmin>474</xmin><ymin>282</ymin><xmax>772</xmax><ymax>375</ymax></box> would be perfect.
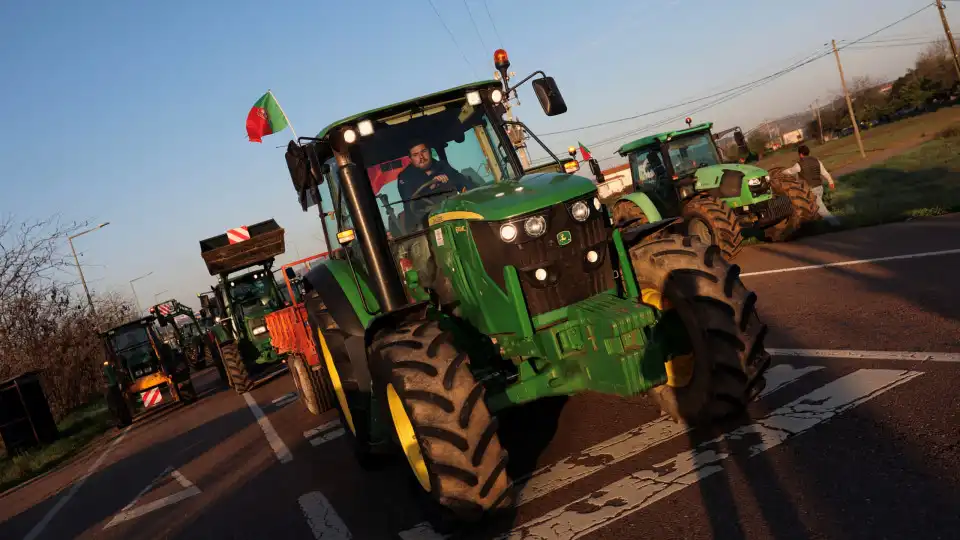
<box><xmin>67</xmin><ymin>222</ymin><xmax>110</xmax><ymax>317</ymax></box>
<box><xmin>811</xmin><ymin>100</ymin><xmax>824</xmax><ymax>144</ymax></box>
<box><xmin>936</xmin><ymin>0</ymin><xmax>960</xmax><ymax>83</ymax></box>
<box><xmin>832</xmin><ymin>39</ymin><xmax>866</xmax><ymax>158</ymax></box>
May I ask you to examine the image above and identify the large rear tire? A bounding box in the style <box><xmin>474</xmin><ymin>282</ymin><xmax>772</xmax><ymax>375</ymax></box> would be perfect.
<box><xmin>371</xmin><ymin>320</ymin><xmax>511</xmax><ymax>522</ymax></box>
<box><xmin>764</xmin><ymin>169</ymin><xmax>819</xmax><ymax>242</ymax></box>
<box><xmin>221</xmin><ymin>342</ymin><xmax>253</xmax><ymax>394</ymax></box>
<box><xmin>681</xmin><ymin>196</ymin><xmax>744</xmax><ymax>260</ymax></box>
<box><xmin>105</xmin><ymin>386</ymin><xmax>132</xmax><ymax>428</ymax></box>
<box><xmin>629</xmin><ymin>234</ymin><xmax>770</xmax><ymax>424</ymax></box>
<box><xmin>178</xmin><ymin>379</ymin><xmax>198</xmax><ymax>404</ymax></box>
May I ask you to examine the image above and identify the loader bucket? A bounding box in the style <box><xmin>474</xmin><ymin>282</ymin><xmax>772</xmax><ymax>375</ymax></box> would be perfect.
<box><xmin>199</xmin><ymin>219</ymin><xmax>286</xmax><ymax>276</ymax></box>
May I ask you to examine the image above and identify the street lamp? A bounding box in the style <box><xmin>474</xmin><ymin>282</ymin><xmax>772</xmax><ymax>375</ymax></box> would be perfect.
<box><xmin>129</xmin><ymin>271</ymin><xmax>154</xmax><ymax>314</ymax></box>
<box><xmin>154</xmin><ymin>289</ymin><xmax>169</xmax><ymax>303</ymax></box>
<box><xmin>68</xmin><ymin>222</ymin><xmax>110</xmax><ymax>316</ymax></box>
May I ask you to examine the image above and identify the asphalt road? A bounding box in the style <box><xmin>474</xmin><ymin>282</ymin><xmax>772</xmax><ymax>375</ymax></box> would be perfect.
<box><xmin>2</xmin><ymin>215</ymin><xmax>959</xmax><ymax>540</ymax></box>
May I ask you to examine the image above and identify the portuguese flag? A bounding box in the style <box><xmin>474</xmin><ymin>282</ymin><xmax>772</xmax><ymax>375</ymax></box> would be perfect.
<box><xmin>578</xmin><ymin>141</ymin><xmax>592</xmax><ymax>161</ymax></box>
<box><xmin>246</xmin><ymin>91</ymin><xmax>289</xmax><ymax>143</ymax></box>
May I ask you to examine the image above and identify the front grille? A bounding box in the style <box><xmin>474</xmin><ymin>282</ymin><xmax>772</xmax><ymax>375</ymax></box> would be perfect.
<box><xmin>470</xmin><ymin>197</ymin><xmax>614</xmax><ymax>317</ymax></box>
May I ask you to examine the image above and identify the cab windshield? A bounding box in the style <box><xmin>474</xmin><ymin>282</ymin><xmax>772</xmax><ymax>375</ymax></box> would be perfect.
<box><xmin>229</xmin><ymin>272</ymin><xmax>282</xmax><ymax>312</ymax></box>
<box><xmin>666</xmin><ymin>132</ymin><xmax>721</xmax><ymax>177</ymax></box>
<box><xmin>110</xmin><ymin>325</ymin><xmax>154</xmax><ymax>371</ymax></box>
<box><xmin>327</xmin><ymin>96</ymin><xmax>515</xmax><ymax>239</ymax></box>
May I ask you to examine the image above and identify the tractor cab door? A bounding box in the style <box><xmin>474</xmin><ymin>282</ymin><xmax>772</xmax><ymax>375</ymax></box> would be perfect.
<box><xmin>628</xmin><ymin>147</ymin><xmax>680</xmax><ymax>217</ymax></box>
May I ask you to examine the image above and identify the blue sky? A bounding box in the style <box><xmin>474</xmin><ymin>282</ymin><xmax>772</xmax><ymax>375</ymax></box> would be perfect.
<box><xmin>0</xmin><ymin>0</ymin><xmax>947</xmax><ymax>310</ymax></box>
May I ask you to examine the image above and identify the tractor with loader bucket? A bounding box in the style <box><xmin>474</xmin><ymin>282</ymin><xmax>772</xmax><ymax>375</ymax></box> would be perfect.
<box><xmin>198</xmin><ymin>219</ymin><xmax>289</xmax><ymax>393</ymax></box>
<box><xmin>281</xmin><ymin>48</ymin><xmax>770</xmax><ymax>521</ymax></box>
<box><xmin>149</xmin><ymin>299</ymin><xmax>216</xmax><ymax>371</ymax></box>
<box><xmin>100</xmin><ymin>315</ymin><xmax>197</xmax><ymax>428</ymax></box>
<box><xmin>605</xmin><ymin>118</ymin><xmax>819</xmax><ymax>259</ymax></box>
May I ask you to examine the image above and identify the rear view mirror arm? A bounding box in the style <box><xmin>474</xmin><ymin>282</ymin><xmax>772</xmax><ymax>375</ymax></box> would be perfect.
<box><xmin>504</xmin><ymin>70</ymin><xmax>547</xmax><ymax>96</ymax></box>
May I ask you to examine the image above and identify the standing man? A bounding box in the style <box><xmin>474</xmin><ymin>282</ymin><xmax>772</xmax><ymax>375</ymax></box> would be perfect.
<box><xmin>781</xmin><ymin>145</ymin><xmax>840</xmax><ymax>226</ymax></box>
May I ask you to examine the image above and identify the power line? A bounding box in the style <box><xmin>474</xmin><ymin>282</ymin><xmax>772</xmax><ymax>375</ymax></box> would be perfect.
<box><xmin>426</xmin><ymin>0</ymin><xmax>479</xmax><ymax>78</ymax></box>
<box><xmin>837</xmin><ymin>2</ymin><xmax>936</xmax><ymax>50</ymax></box>
<box><xmin>463</xmin><ymin>0</ymin><xmax>490</xmax><ymax>55</ymax></box>
<box><xmin>482</xmin><ymin>0</ymin><xmax>505</xmax><ymax>47</ymax></box>
<box><xmin>846</xmin><ymin>40</ymin><xmax>942</xmax><ymax>50</ymax></box>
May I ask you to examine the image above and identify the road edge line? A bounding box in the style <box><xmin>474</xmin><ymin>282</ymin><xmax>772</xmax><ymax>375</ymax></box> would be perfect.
<box><xmin>740</xmin><ymin>248</ymin><xmax>960</xmax><ymax>277</ymax></box>
<box><xmin>243</xmin><ymin>392</ymin><xmax>293</xmax><ymax>464</ymax></box>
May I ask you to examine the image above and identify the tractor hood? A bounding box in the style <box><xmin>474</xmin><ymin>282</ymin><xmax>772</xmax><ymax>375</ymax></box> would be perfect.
<box><xmin>694</xmin><ymin>163</ymin><xmax>767</xmax><ymax>191</ymax></box>
<box><xmin>434</xmin><ymin>173</ymin><xmax>596</xmax><ymax>223</ymax></box>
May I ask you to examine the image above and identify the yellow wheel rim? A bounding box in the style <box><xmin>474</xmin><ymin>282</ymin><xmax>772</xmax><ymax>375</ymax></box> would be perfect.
<box><xmin>640</xmin><ymin>288</ymin><xmax>671</xmax><ymax>310</ymax></box>
<box><xmin>386</xmin><ymin>383</ymin><xmax>431</xmax><ymax>492</ymax></box>
<box><xmin>665</xmin><ymin>353</ymin><xmax>695</xmax><ymax>388</ymax></box>
<box><xmin>316</xmin><ymin>330</ymin><xmax>356</xmax><ymax>435</ymax></box>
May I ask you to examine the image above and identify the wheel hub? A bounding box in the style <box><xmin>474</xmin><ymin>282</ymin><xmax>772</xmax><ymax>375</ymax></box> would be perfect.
<box><xmin>386</xmin><ymin>383</ymin><xmax>431</xmax><ymax>492</ymax></box>
<box><xmin>665</xmin><ymin>353</ymin><xmax>695</xmax><ymax>388</ymax></box>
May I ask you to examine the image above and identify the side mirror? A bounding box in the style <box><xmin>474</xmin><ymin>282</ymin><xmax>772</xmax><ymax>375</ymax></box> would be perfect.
<box><xmin>532</xmin><ymin>77</ymin><xmax>567</xmax><ymax>116</ymax></box>
<box><xmin>588</xmin><ymin>159</ymin><xmax>605</xmax><ymax>183</ymax></box>
<box><xmin>285</xmin><ymin>267</ymin><xmax>296</xmax><ymax>280</ymax></box>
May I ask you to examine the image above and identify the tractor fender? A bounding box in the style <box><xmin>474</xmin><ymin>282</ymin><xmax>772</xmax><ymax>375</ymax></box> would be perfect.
<box><xmin>303</xmin><ymin>260</ymin><xmax>378</xmax><ymax>337</ymax></box>
<box><xmin>614</xmin><ymin>191</ymin><xmax>663</xmax><ymax>223</ymax></box>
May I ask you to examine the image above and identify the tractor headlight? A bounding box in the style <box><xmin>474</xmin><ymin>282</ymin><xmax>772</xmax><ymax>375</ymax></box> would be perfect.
<box><xmin>342</xmin><ymin>128</ymin><xmax>358</xmax><ymax>144</ymax></box>
<box><xmin>524</xmin><ymin>216</ymin><xmax>547</xmax><ymax>237</ymax></box>
<box><xmin>252</xmin><ymin>326</ymin><xmax>267</xmax><ymax>336</ymax></box>
<box><xmin>357</xmin><ymin>120</ymin><xmax>374</xmax><ymax>136</ymax></box>
<box><xmin>500</xmin><ymin>223</ymin><xmax>518</xmax><ymax>242</ymax></box>
<box><xmin>490</xmin><ymin>88</ymin><xmax>503</xmax><ymax>103</ymax></box>
<box><xmin>593</xmin><ymin>197</ymin><xmax>601</xmax><ymax>211</ymax></box>
<box><xmin>748</xmin><ymin>177</ymin><xmax>762</xmax><ymax>187</ymax></box>
<box><xmin>466</xmin><ymin>91</ymin><xmax>482</xmax><ymax>106</ymax></box>
<box><xmin>571</xmin><ymin>201</ymin><xmax>590</xmax><ymax>222</ymax></box>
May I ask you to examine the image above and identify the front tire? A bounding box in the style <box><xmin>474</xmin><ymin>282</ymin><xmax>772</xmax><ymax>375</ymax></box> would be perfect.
<box><xmin>221</xmin><ymin>342</ymin><xmax>253</xmax><ymax>393</ymax></box>
<box><xmin>105</xmin><ymin>386</ymin><xmax>132</xmax><ymax>428</ymax></box>
<box><xmin>630</xmin><ymin>234</ymin><xmax>769</xmax><ymax>424</ymax></box>
<box><xmin>290</xmin><ymin>354</ymin><xmax>321</xmax><ymax>415</ymax></box>
<box><xmin>371</xmin><ymin>320</ymin><xmax>511</xmax><ymax>522</ymax></box>
<box><xmin>681</xmin><ymin>196</ymin><xmax>744</xmax><ymax>260</ymax></box>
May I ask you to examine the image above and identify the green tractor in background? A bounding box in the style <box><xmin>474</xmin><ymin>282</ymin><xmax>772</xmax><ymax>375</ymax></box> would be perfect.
<box><xmin>281</xmin><ymin>49</ymin><xmax>770</xmax><ymax>521</ymax></box>
<box><xmin>608</xmin><ymin>119</ymin><xmax>818</xmax><ymax>259</ymax></box>
<box><xmin>198</xmin><ymin>220</ymin><xmax>289</xmax><ymax>393</ymax></box>
<box><xmin>149</xmin><ymin>299</ymin><xmax>216</xmax><ymax>371</ymax></box>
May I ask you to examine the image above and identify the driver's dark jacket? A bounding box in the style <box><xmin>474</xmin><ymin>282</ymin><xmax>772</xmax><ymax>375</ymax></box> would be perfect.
<box><xmin>397</xmin><ymin>159</ymin><xmax>475</xmax><ymax>223</ymax></box>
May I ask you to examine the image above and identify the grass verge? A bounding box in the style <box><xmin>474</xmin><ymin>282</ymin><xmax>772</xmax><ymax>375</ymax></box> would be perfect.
<box><xmin>802</xmin><ymin>130</ymin><xmax>960</xmax><ymax>234</ymax></box>
<box><xmin>0</xmin><ymin>398</ymin><xmax>115</xmax><ymax>493</ymax></box>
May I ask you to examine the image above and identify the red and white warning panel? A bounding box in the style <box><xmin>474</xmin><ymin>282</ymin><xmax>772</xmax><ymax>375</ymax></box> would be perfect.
<box><xmin>141</xmin><ymin>387</ymin><xmax>163</xmax><ymax>408</ymax></box>
<box><xmin>157</xmin><ymin>303</ymin><xmax>173</xmax><ymax>316</ymax></box>
<box><xmin>227</xmin><ymin>226</ymin><xmax>251</xmax><ymax>244</ymax></box>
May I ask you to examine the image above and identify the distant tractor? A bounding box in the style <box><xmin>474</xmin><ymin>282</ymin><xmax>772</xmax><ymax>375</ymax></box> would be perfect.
<box><xmin>607</xmin><ymin>119</ymin><xmax>818</xmax><ymax>259</ymax></box>
<box><xmin>198</xmin><ymin>220</ymin><xmax>289</xmax><ymax>393</ymax></box>
<box><xmin>281</xmin><ymin>49</ymin><xmax>770</xmax><ymax>521</ymax></box>
<box><xmin>149</xmin><ymin>299</ymin><xmax>216</xmax><ymax>371</ymax></box>
<box><xmin>100</xmin><ymin>315</ymin><xmax>197</xmax><ymax>428</ymax></box>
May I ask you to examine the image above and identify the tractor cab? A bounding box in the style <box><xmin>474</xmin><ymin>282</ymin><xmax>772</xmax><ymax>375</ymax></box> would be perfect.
<box><xmin>100</xmin><ymin>315</ymin><xmax>196</xmax><ymax>427</ymax></box>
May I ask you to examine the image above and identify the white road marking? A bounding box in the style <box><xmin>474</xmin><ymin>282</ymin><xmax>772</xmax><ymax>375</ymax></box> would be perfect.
<box><xmin>271</xmin><ymin>392</ymin><xmax>298</xmax><ymax>406</ymax></box>
<box><xmin>398</xmin><ymin>522</ymin><xmax>450</xmax><ymax>540</ymax></box>
<box><xmin>501</xmin><ymin>368</ymin><xmax>922</xmax><ymax>540</ymax></box>
<box><xmin>23</xmin><ymin>426</ymin><xmax>130</xmax><ymax>540</ymax></box>
<box><xmin>299</xmin><ymin>491</ymin><xmax>352</xmax><ymax>539</ymax></box>
<box><xmin>514</xmin><ymin>363</ymin><xmax>818</xmax><ymax>506</ymax></box>
<box><xmin>243</xmin><ymin>392</ymin><xmax>293</xmax><ymax>464</ymax></box>
<box><xmin>739</xmin><ymin>247</ymin><xmax>960</xmax><ymax>277</ymax></box>
<box><xmin>310</xmin><ymin>429</ymin><xmax>345</xmax><ymax>446</ymax></box>
<box><xmin>769</xmin><ymin>348</ymin><xmax>960</xmax><ymax>363</ymax></box>
<box><xmin>304</xmin><ymin>419</ymin><xmax>341</xmax><ymax>439</ymax></box>
<box><xmin>399</xmin><ymin>363</ymin><xmax>820</xmax><ymax>539</ymax></box>
<box><xmin>104</xmin><ymin>467</ymin><xmax>201</xmax><ymax>528</ymax></box>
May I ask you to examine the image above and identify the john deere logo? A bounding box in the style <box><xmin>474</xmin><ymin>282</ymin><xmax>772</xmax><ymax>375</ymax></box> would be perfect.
<box><xmin>557</xmin><ymin>231</ymin><xmax>572</xmax><ymax>246</ymax></box>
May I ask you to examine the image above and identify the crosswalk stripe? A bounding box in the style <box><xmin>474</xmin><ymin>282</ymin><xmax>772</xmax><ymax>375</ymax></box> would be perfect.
<box><xmin>499</xmin><ymin>368</ymin><xmax>921</xmax><ymax>540</ymax></box>
<box><xmin>399</xmin><ymin>363</ymin><xmax>822</xmax><ymax>538</ymax></box>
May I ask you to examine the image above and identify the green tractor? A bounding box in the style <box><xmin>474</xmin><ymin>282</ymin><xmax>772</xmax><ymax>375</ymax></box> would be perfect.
<box><xmin>198</xmin><ymin>219</ymin><xmax>289</xmax><ymax>393</ymax></box>
<box><xmin>281</xmin><ymin>50</ymin><xmax>770</xmax><ymax>521</ymax></box>
<box><xmin>100</xmin><ymin>315</ymin><xmax>198</xmax><ymax>428</ymax></box>
<box><xmin>149</xmin><ymin>299</ymin><xmax>215</xmax><ymax>371</ymax></box>
<box><xmin>607</xmin><ymin>119</ymin><xmax>818</xmax><ymax>259</ymax></box>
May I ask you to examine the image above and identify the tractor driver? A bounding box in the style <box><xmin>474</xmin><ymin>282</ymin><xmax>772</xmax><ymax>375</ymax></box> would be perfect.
<box><xmin>397</xmin><ymin>141</ymin><xmax>475</xmax><ymax>228</ymax></box>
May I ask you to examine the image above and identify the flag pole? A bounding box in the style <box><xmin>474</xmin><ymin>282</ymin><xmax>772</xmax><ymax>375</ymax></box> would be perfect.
<box><xmin>267</xmin><ymin>89</ymin><xmax>299</xmax><ymax>143</ymax></box>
